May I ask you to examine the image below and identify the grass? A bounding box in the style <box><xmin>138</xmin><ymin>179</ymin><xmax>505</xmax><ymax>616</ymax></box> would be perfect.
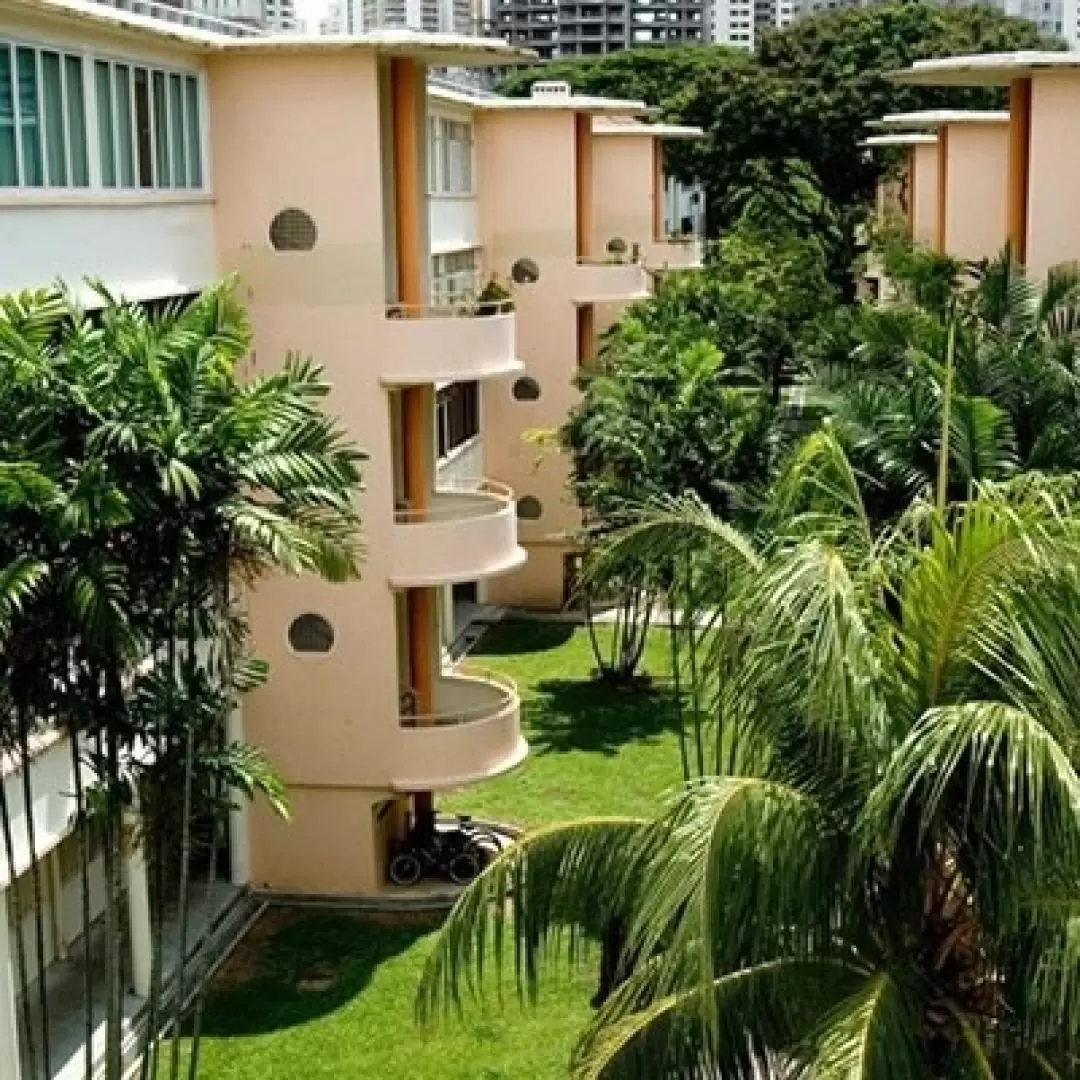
<box><xmin>446</xmin><ymin>618</ymin><xmax>682</xmax><ymax>825</ymax></box>
<box><xmin>183</xmin><ymin>620</ymin><xmax>682</xmax><ymax>1080</ymax></box>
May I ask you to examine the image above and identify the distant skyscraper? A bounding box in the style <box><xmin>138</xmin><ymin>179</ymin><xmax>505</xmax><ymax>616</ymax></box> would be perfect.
<box><xmin>711</xmin><ymin>0</ymin><xmax>794</xmax><ymax>48</ymax></box>
<box><xmin>97</xmin><ymin>0</ymin><xmax>297</xmax><ymax>33</ymax></box>
<box><xmin>493</xmin><ymin>0</ymin><xmax>709</xmax><ymax>59</ymax></box>
<box><xmin>714</xmin><ymin>0</ymin><xmax>1076</xmax><ymax>51</ymax></box>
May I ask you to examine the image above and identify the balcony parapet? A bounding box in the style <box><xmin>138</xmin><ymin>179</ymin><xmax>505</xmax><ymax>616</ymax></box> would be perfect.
<box><xmin>376</xmin><ymin>302</ymin><xmax>522</xmax><ymax>386</ymax></box>
<box><xmin>389</xmin><ymin>479</ymin><xmax>527</xmax><ymax>587</ymax></box>
<box><xmin>393</xmin><ymin>671</ymin><xmax>526</xmax><ymax>790</ymax></box>
<box><xmin>643</xmin><ymin>236</ymin><xmax>704</xmax><ymax>271</ymax></box>
<box><xmin>571</xmin><ymin>257</ymin><xmax>652</xmax><ymax>304</ymax></box>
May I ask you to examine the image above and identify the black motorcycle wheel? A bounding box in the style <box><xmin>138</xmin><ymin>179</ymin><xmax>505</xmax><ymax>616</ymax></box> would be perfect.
<box><xmin>388</xmin><ymin>851</ymin><xmax>423</xmax><ymax>886</ymax></box>
<box><xmin>447</xmin><ymin>851</ymin><xmax>481</xmax><ymax>885</ymax></box>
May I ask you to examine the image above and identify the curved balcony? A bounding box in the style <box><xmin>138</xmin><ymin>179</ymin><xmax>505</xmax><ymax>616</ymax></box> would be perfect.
<box><xmin>571</xmin><ymin>258</ymin><xmax>652</xmax><ymax>304</ymax></box>
<box><xmin>644</xmin><ymin>237</ymin><xmax>704</xmax><ymax>272</ymax></box>
<box><xmin>375</xmin><ymin>302</ymin><xmax>522</xmax><ymax>386</ymax></box>
<box><xmin>392</xmin><ymin>672</ymin><xmax>527</xmax><ymax>791</ymax></box>
<box><xmin>388</xmin><ymin>479</ymin><xmax>527</xmax><ymax>588</ymax></box>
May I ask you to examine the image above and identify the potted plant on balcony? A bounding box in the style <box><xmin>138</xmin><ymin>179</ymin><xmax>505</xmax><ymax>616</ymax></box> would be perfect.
<box><xmin>605</xmin><ymin>237</ymin><xmax>628</xmax><ymax>265</ymax></box>
<box><xmin>475</xmin><ymin>275</ymin><xmax>513</xmax><ymax>316</ymax></box>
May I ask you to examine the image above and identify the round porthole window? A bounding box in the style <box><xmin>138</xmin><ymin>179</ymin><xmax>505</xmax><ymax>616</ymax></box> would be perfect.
<box><xmin>516</xmin><ymin>496</ymin><xmax>542</xmax><ymax>521</ymax></box>
<box><xmin>288</xmin><ymin>613</ymin><xmax>334</xmax><ymax>654</ymax></box>
<box><xmin>512</xmin><ymin>376</ymin><xmax>541</xmax><ymax>402</ymax></box>
<box><xmin>510</xmin><ymin>257</ymin><xmax>540</xmax><ymax>285</ymax></box>
<box><xmin>269</xmin><ymin>208</ymin><xmax>318</xmax><ymax>252</ymax></box>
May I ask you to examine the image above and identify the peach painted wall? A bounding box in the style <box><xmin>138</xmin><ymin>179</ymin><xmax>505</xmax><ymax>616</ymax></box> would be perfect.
<box><xmin>208</xmin><ymin>51</ymin><xmax>401</xmax><ymax>893</ymax></box>
<box><xmin>1026</xmin><ymin>72</ymin><xmax>1080</xmax><ymax>278</ymax></box>
<box><xmin>911</xmin><ymin>142</ymin><xmax>939</xmax><ymax>249</ymax></box>
<box><xmin>477</xmin><ymin>110</ymin><xmax>581</xmax><ymax>607</ymax></box>
<box><xmin>592</xmin><ymin>134</ymin><xmax>654</xmax><ymax>257</ymax></box>
<box><xmin>944</xmin><ymin>123</ymin><xmax>1008</xmax><ymax>262</ymax></box>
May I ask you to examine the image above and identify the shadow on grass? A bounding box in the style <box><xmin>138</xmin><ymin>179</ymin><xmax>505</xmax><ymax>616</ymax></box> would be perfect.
<box><xmin>524</xmin><ymin>678</ymin><xmax>681</xmax><ymax>757</ymax></box>
<box><xmin>195</xmin><ymin>911</ymin><xmax>427</xmax><ymax>1038</ymax></box>
<box><xmin>471</xmin><ymin>619</ymin><xmax>575</xmax><ymax>656</ymax></box>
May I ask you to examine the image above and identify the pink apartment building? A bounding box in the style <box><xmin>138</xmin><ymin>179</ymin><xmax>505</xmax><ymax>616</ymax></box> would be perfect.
<box><xmin>0</xmin><ymin>0</ymin><xmax>700</xmax><ymax>1072</ymax></box>
<box><xmin>895</xmin><ymin>52</ymin><xmax>1080</xmax><ymax>277</ymax></box>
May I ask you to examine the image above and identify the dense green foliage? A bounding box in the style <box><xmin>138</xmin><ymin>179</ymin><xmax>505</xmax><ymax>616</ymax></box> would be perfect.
<box><xmin>420</xmin><ymin>444</ymin><xmax>1080</xmax><ymax>1078</ymax></box>
<box><xmin>0</xmin><ymin>285</ymin><xmax>364</xmax><ymax>1079</ymax></box>
<box><xmin>817</xmin><ymin>249</ymin><xmax>1080</xmax><ymax>520</ymax></box>
<box><xmin>500</xmin><ymin>3</ymin><xmax>1056</xmax><ymax>287</ymax></box>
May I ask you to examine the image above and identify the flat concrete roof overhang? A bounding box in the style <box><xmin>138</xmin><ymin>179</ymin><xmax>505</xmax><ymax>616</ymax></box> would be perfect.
<box><xmin>860</xmin><ymin>133</ymin><xmax>939</xmax><ymax>148</ymax></box>
<box><xmin>428</xmin><ymin>84</ymin><xmax>649</xmax><ymax>115</ymax></box>
<box><xmin>591</xmin><ymin>116</ymin><xmax>705</xmax><ymax>138</ymax></box>
<box><xmin>3</xmin><ymin>0</ymin><xmax>539</xmax><ymax>66</ymax></box>
<box><xmin>888</xmin><ymin>51</ymin><xmax>1080</xmax><ymax>87</ymax></box>
<box><xmin>869</xmin><ymin>109</ymin><xmax>1009</xmax><ymax>129</ymax></box>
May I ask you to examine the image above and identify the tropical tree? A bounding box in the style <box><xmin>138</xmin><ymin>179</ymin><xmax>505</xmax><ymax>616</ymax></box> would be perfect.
<box><xmin>0</xmin><ymin>283</ymin><xmax>365</xmax><ymax>1080</ymax></box>
<box><xmin>813</xmin><ymin>248</ymin><xmax>1080</xmax><ymax>521</ymax></box>
<box><xmin>417</xmin><ymin>435</ymin><xmax>1080</xmax><ymax>1078</ymax></box>
<box><xmin>561</xmin><ymin>293</ymin><xmax>776</xmax><ymax>683</ymax></box>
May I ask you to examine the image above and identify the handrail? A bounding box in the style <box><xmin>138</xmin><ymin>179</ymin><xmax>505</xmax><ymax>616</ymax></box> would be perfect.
<box><xmin>385</xmin><ymin>299</ymin><xmax>514</xmax><ymax>319</ymax></box>
<box><xmin>394</xmin><ymin>479</ymin><xmax>514</xmax><ymax>524</ymax></box>
<box><xmin>399</xmin><ymin>670</ymin><xmax>518</xmax><ymax>728</ymax></box>
<box><xmin>575</xmin><ymin>256</ymin><xmax>643</xmax><ymax>267</ymax></box>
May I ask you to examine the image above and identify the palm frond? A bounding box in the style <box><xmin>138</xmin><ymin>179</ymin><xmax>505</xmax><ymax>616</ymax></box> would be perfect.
<box><xmin>572</xmin><ymin>959</ymin><xmax>863</xmax><ymax>1080</ymax></box>
<box><xmin>415</xmin><ymin>818</ymin><xmax>648</xmax><ymax>1025</ymax></box>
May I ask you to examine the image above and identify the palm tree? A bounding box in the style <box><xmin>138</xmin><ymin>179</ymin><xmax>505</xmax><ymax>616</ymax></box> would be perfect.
<box><xmin>0</xmin><ymin>282</ymin><xmax>366</xmax><ymax>1080</ymax></box>
<box><xmin>417</xmin><ymin>435</ymin><xmax>1080</xmax><ymax>1078</ymax></box>
<box><xmin>813</xmin><ymin>248</ymin><xmax>1080</xmax><ymax>522</ymax></box>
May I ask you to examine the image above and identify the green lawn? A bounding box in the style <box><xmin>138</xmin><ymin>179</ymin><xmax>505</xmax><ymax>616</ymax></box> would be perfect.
<box><xmin>185</xmin><ymin>620</ymin><xmax>682</xmax><ymax>1080</ymax></box>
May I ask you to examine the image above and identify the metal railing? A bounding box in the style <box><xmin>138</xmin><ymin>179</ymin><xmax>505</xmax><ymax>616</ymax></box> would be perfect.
<box><xmin>385</xmin><ymin>298</ymin><xmax>515</xmax><ymax>319</ymax></box>
<box><xmin>359</xmin><ymin>0</ymin><xmax>498</xmax><ymax>34</ymax></box>
<box><xmin>91</xmin><ymin>0</ymin><xmax>268</xmax><ymax>36</ymax></box>
<box><xmin>394</xmin><ymin>479</ymin><xmax>514</xmax><ymax>524</ymax></box>
<box><xmin>398</xmin><ymin>670</ymin><xmax>518</xmax><ymax>727</ymax></box>
<box><xmin>576</xmin><ymin>253</ymin><xmax>644</xmax><ymax>267</ymax></box>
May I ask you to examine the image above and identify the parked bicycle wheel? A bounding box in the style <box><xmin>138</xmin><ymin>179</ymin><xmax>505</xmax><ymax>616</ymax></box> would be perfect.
<box><xmin>447</xmin><ymin>851</ymin><xmax>481</xmax><ymax>885</ymax></box>
<box><xmin>388</xmin><ymin>851</ymin><xmax>423</xmax><ymax>886</ymax></box>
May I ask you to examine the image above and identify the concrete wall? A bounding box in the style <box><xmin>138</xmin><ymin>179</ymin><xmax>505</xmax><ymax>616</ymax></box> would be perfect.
<box><xmin>911</xmin><ymin>141</ymin><xmax>939</xmax><ymax>250</ymax></box>
<box><xmin>477</xmin><ymin>109</ymin><xmax>581</xmax><ymax>608</ymax></box>
<box><xmin>0</xmin><ymin>200</ymin><xmax>217</xmax><ymax>302</ymax></box>
<box><xmin>944</xmin><ymin>123</ymin><xmax>1008</xmax><ymax>263</ymax></box>
<box><xmin>208</xmin><ymin>49</ymin><xmax>400</xmax><ymax>893</ymax></box>
<box><xmin>1027</xmin><ymin>72</ymin><xmax>1080</xmax><ymax>278</ymax></box>
<box><xmin>591</xmin><ymin>133</ymin><xmax>654</xmax><ymax>256</ymax></box>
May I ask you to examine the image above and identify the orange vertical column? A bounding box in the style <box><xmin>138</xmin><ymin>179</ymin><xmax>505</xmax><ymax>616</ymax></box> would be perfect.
<box><xmin>652</xmin><ymin>136</ymin><xmax>664</xmax><ymax>241</ymax></box>
<box><xmin>934</xmin><ymin>126</ymin><xmax>948</xmax><ymax>255</ymax></box>
<box><xmin>1007</xmin><ymin>77</ymin><xmax>1032</xmax><ymax>266</ymax></box>
<box><xmin>392</xmin><ymin>57</ymin><xmax>436</xmax><ymax>809</ymax></box>
<box><xmin>575</xmin><ymin>111</ymin><xmax>593</xmax><ymax>260</ymax></box>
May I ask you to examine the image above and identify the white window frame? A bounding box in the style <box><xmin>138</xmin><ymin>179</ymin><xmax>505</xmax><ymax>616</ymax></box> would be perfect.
<box><xmin>431</xmin><ymin>248</ymin><xmax>480</xmax><ymax>306</ymax></box>
<box><xmin>427</xmin><ymin>114</ymin><xmax>474</xmax><ymax>197</ymax></box>
<box><xmin>0</xmin><ymin>34</ymin><xmax>208</xmax><ymax>196</ymax></box>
